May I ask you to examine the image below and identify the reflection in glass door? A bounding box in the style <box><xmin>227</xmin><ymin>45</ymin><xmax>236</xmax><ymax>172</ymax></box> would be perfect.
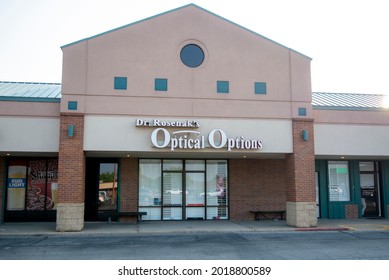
<box><xmin>359</xmin><ymin>162</ymin><xmax>381</xmax><ymax>218</ymax></box>
<box><xmin>98</xmin><ymin>163</ymin><xmax>118</xmax><ymax>211</ymax></box>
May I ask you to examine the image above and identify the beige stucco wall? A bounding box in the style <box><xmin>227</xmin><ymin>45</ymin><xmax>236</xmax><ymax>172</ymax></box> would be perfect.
<box><xmin>314</xmin><ymin>108</ymin><xmax>389</xmax><ymax>158</ymax></box>
<box><xmin>314</xmin><ymin>123</ymin><xmax>389</xmax><ymax>158</ymax></box>
<box><xmin>0</xmin><ymin>116</ymin><xmax>60</xmax><ymax>153</ymax></box>
<box><xmin>314</xmin><ymin>109</ymin><xmax>389</xmax><ymax>125</ymax></box>
<box><xmin>0</xmin><ymin>101</ymin><xmax>60</xmax><ymax>117</ymax></box>
<box><xmin>0</xmin><ymin>101</ymin><xmax>60</xmax><ymax>154</ymax></box>
<box><xmin>61</xmin><ymin>5</ymin><xmax>312</xmax><ymax>120</ymax></box>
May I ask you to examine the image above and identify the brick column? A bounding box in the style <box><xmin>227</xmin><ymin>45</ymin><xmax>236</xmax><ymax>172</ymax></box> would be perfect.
<box><xmin>285</xmin><ymin>119</ymin><xmax>317</xmax><ymax>227</ymax></box>
<box><xmin>0</xmin><ymin>157</ymin><xmax>4</xmax><ymax>222</ymax></box>
<box><xmin>119</xmin><ymin>158</ymin><xmax>138</xmax><ymax>223</ymax></box>
<box><xmin>56</xmin><ymin>114</ymin><xmax>85</xmax><ymax>231</ymax></box>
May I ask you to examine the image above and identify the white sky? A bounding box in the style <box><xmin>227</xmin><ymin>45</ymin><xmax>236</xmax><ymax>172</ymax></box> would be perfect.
<box><xmin>0</xmin><ymin>0</ymin><xmax>388</xmax><ymax>94</ymax></box>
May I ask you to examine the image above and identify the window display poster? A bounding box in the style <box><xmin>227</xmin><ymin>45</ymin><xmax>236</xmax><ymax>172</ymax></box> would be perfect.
<box><xmin>26</xmin><ymin>159</ymin><xmax>58</xmax><ymax>211</ymax></box>
<box><xmin>27</xmin><ymin>160</ymin><xmax>47</xmax><ymax>211</ymax></box>
<box><xmin>6</xmin><ymin>159</ymin><xmax>27</xmax><ymax>210</ymax></box>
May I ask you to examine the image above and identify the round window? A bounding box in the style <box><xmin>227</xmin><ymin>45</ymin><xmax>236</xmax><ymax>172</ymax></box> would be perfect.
<box><xmin>180</xmin><ymin>44</ymin><xmax>204</xmax><ymax>68</ymax></box>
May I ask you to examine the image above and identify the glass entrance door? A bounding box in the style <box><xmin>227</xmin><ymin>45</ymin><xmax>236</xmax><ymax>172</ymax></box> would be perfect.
<box><xmin>85</xmin><ymin>158</ymin><xmax>118</xmax><ymax>221</ymax></box>
<box><xmin>359</xmin><ymin>162</ymin><xmax>381</xmax><ymax>218</ymax></box>
<box><xmin>163</xmin><ymin>172</ymin><xmax>183</xmax><ymax>220</ymax></box>
<box><xmin>186</xmin><ymin>173</ymin><xmax>205</xmax><ymax>220</ymax></box>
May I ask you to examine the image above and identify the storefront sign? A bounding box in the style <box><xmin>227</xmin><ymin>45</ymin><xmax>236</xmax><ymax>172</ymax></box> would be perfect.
<box><xmin>136</xmin><ymin>118</ymin><xmax>200</xmax><ymax>128</ymax></box>
<box><xmin>150</xmin><ymin>128</ymin><xmax>263</xmax><ymax>151</ymax></box>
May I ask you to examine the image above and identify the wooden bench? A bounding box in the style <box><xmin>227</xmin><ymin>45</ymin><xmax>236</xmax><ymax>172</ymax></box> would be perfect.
<box><xmin>250</xmin><ymin>210</ymin><xmax>286</xmax><ymax>221</ymax></box>
<box><xmin>99</xmin><ymin>211</ymin><xmax>147</xmax><ymax>223</ymax></box>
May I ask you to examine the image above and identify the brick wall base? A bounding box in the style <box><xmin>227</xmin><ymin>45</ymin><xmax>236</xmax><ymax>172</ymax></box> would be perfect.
<box><xmin>286</xmin><ymin>201</ymin><xmax>317</xmax><ymax>228</ymax></box>
<box><xmin>56</xmin><ymin>203</ymin><xmax>84</xmax><ymax>232</ymax></box>
<box><xmin>345</xmin><ymin>204</ymin><xmax>359</xmax><ymax>219</ymax></box>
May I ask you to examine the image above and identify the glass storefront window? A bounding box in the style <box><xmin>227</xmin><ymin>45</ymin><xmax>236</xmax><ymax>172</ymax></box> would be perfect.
<box><xmin>139</xmin><ymin>159</ymin><xmax>161</xmax><ymax>206</ymax></box>
<box><xmin>139</xmin><ymin>159</ymin><xmax>228</xmax><ymax>220</ymax></box>
<box><xmin>207</xmin><ymin>207</ymin><xmax>228</xmax><ymax>220</ymax></box>
<box><xmin>6</xmin><ymin>158</ymin><xmax>58</xmax><ymax>214</ymax></box>
<box><xmin>359</xmin><ymin>162</ymin><xmax>375</xmax><ymax>172</ymax></box>
<box><xmin>6</xmin><ymin>159</ymin><xmax>27</xmax><ymax>211</ymax></box>
<box><xmin>139</xmin><ymin>207</ymin><xmax>161</xmax><ymax>220</ymax></box>
<box><xmin>186</xmin><ymin>207</ymin><xmax>205</xmax><ymax>220</ymax></box>
<box><xmin>27</xmin><ymin>160</ymin><xmax>48</xmax><ymax>211</ymax></box>
<box><xmin>185</xmin><ymin>160</ymin><xmax>205</xmax><ymax>171</ymax></box>
<box><xmin>163</xmin><ymin>160</ymin><xmax>183</xmax><ymax>171</ymax></box>
<box><xmin>328</xmin><ymin>161</ymin><xmax>350</xmax><ymax>201</ymax></box>
<box><xmin>206</xmin><ymin>160</ymin><xmax>228</xmax><ymax>207</ymax></box>
<box><xmin>163</xmin><ymin>207</ymin><xmax>182</xmax><ymax>220</ymax></box>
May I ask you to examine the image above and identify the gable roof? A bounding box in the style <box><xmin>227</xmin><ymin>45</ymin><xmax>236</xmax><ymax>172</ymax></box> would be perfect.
<box><xmin>0</xmin><ymin>81</ymin><xmax>61</xmax><ymax>102</ymax></box>
<box><xmin>61</xmin><ymin>3</ymin><xmax>311</xmax><ymax>60</ymax></box>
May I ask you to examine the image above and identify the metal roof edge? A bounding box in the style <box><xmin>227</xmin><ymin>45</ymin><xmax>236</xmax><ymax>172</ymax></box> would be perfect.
<box><xmin>0</xmin><ymin>96</ymin><xmax>61</xmax><ymax>103</ymax></box>
<box><xmin>312</xmin><ymin>92</ymin><xmax>386</xmax><ymax>97</ymax></box>
<box><xmin>312</xmin><ymin>105</ymin><xmax>388</xmax><ymax>112</ymax></box>
<box><xmin>60</xmin><ymin>3</ymin><xmax>312</xmax><ymax>60</ymax></box>
<box><xmin>0</xmin><ymin>81</ymin><xmax>61</xmax><ymax>85</ymax></box>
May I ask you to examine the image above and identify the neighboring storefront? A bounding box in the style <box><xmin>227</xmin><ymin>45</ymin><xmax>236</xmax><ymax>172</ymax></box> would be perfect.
<box><xmin>0</xmin><ymin>4</ymin><xmax>388</xmax><ymax>231</ymax></box>
<box><xmin>313</xmin><ymin>92</ymin><xmax>389</xmax><ymax>219</ymax></box>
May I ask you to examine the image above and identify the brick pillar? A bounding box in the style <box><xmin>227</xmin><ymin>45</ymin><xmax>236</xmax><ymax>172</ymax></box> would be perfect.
<box><xmin>56</xmin><ymin>114</ymin><xmax>85</xmax><ymax>232</ymax></box>
<box><xmin>285</xmin><ymin>119</ymin><xmax>317</xmax><ymax>227</ymax></box>
<box><xmin>0</xmin><ymin>157</ymin><xmax>4</xmax><ymax>222</ymax></box>
<box><xmin>119</xmin><ymin>158</ymin><xmax>138</xmax><ymax>223</ymax></box>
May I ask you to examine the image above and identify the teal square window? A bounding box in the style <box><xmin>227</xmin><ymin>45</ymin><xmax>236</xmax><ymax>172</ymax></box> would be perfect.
<box><xmin>298</xmin><ymin>107</ymin><xmax>307</xmax><ymax>116</ymax></box>
<box><xmin>155</xmin><ymin>78</ymin><xmax>168</xmax><ymax>91</ymax></box>
<box><xmin>255</xmin><ymin>82</ymin><xmax>267</xmax><ymax>94</ymax></box>
<box><xmin>68</xmin><ymin>101</ymin><xmax>78</xmax><ymax>110</ymax></box>
<box><xmin>217</xmin><ymin>81</ymin><xmax>229</xmax><ymax>93</ymax></box>
<box><xmin>114</xmin><ymin>77</ymin><xmax>127</xmax><ymax>90</ymax></box>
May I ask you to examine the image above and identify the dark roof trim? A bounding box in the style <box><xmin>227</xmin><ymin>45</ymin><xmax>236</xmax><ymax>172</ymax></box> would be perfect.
<box><xmin>0</xmin><ymin>96</ymin><xmax>60</xmax><ymax>103</ymax></box>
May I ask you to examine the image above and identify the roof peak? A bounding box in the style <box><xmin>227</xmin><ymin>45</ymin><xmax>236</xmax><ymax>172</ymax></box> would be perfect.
<box><xmin>60</xmin><ymin>3</ymin><xmax>311</xmax><ymax>59</ymax></box>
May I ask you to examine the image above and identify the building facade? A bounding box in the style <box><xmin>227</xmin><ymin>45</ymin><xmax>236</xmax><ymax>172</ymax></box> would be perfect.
<box><xmin>1</xmin><ymin>5</ymin><xmax>388</xmax><ymax>231</ymax></box>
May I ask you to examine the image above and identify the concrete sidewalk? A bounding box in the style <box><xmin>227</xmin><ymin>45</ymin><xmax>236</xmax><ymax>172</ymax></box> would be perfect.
<box><xmin>1</xmin><ymin>218</ymin><xmax>389</xmax><ymax>236</ymax></box>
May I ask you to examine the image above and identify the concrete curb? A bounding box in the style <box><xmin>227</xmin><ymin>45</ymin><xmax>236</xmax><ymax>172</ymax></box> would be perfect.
<box><xmin>295</xmin><ymin>227</ymin><xmax>351</xmax><ymax>232</ymax></box>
